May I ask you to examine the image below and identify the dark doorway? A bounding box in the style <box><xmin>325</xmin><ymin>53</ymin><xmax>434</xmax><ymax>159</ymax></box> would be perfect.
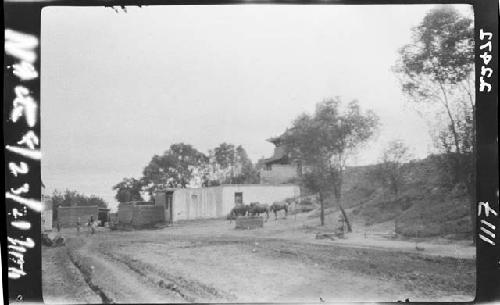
<box><xmin>234</xmin><ymin>192</ymin><xmax>243</xmax><ymax>205</ymax></box>
<box><xmin>166</xmin><ymin>191</ymin><xmax>174</xmax><ymax>223</ymax></box>
<box><xmin>98</xmin><ymin>208</ymin><xmax>110</xmax><ymax>227</ymax></box>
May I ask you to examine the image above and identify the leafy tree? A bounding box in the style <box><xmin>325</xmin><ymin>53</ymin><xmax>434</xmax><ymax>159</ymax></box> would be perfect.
<box><xmin>112</xmin><ymin>177</ymin><xmax>145</xmax><ymax>203</ymax></box>
<box><xmin>208</xmin><ymin>143</ymin><xmax>259</xmax><ymax>185</ymax></box>
<box><xmin>123</xmin><ymin>142</ymin><xmax>259</xmax><ymax>195</ymax></box>
<box><xmin>393</xmin><ymin>6</ymin><xmax>475</xmax><ymax>240</ymax></box>
<box><xmin>370</xmin><ymin>140</ymin><xmax>413</xmax><ymax>197</ymax></box>
<box><xmin>142</xmin><ymin>143</ymin><xmax>208</xmax><ymax>193</ymax></box>
<box><xmin>213</xmin><ymin>143</ymin><xmax>236</xmax><ymax>169</ymax></box>
<box><xmin>233</xmin><ymin>145</ymin><xmax>260</xmax><ymax>184</ymax></box>
<box><xmin>283</xmin><ymin>98</ymin><xmax>379</xmax><ymax>229</ymax></box>
<box><xmin>393</xmin><ymin>6</ymin><xmax>474</xmax><ymax>184</ymax></box>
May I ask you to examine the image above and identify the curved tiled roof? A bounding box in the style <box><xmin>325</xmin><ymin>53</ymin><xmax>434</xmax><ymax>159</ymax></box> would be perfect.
<box><xmin>263</xmin><ymin>146</ymin><xmax>288</xmax><ymax>165</ymax></box>
<box><xmin>264</xmin><ymin>128</ymin><xmax>297</xmax><ymax>165</ymax></box>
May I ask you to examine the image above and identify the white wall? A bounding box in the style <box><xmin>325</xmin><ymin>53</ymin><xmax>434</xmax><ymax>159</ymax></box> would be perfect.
<box><xmin>170</xmin><ymin>184</ymin><xmax>300</xmax><ymax>222</ymax></box>
<box><xmin>172</xmin><ymin>187</ymin><xmax>223</xmax><ymax>221</ymax></box>
<box><xmin>42</xmin><ymin>196</ymin><xmax>53</xmax><ymax>231</ymax></box>
<box><xmin>42</xmin><ymin>210</ymin><xmax>53</xmax><ymax>231</ymax></box>
<box><xmin>221</xmin><ymin>184</ymin><xmax>300</xmax><ymax>209</ymax></box>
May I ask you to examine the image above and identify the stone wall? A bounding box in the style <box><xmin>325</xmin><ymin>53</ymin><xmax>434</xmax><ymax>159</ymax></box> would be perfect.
<box><xmin>132</xmin><ymin>205</ymin><xmax>164</xmax><ymax>226</ymax></box>
<box><xmin>57</xmin><ymin>206</ymin><xmax>99</xmax><ymax>227</ymax></box>
<box><xmin>118</xmin><ymin>203</ymin><xmax>165</xmax><ymax>227</ymax></box>
<box><xmin>235</xmin><ymin>216</ymin><xmax>264</xmax><ymax>229</ymax></box>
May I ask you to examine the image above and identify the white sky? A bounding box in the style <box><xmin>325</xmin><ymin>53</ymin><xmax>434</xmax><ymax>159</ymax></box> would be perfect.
<box><xmin>40</xmin><ymin>4</ymin><xmax>472</xmax><ymax>211</ymax></box>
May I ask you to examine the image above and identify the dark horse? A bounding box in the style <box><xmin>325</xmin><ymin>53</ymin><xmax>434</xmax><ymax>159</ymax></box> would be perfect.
<box><xmin>270</xmin><ymin>201</ymin><xmax>288</xmax><ymax>220</ymax></box>
<box><xmin>227</xmin><ymin>204</ymin><xmax>250</xmax><ymax>223</ymax></box>
<box><xmin>248</xmin><ymin>202</ymin><xmax>270</xmax><ymax>220</ymax></box>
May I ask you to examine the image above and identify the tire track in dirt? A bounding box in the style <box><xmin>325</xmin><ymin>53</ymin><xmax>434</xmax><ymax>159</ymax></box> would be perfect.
<box><xmin>99</xmin><ymin>251</ymin><xmax>193</xmax><ymax>302</ymax></box>
<box><xmin>42</xmin><ymin>246</ymin><xmax>102</xmax><ymax>304</ymax></box>
<box><xmin>66</xmin><ymin>249</ymin><xmax>114</xmax><ymax>304</ymax></box>
<box><xmin>99</xmin><ymin>248</ymin><xmax>236</xmax><ymax>302</ymax></box>
<box><xmin>67</xmin><ymin>237</ymin><xmax>186</xmax><ymax>303</ymax></box>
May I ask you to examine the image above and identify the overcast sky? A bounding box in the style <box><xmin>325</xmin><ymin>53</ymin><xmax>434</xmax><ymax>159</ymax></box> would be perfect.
<box><xmin>41</xmin><ymin>4</ymin><xmax>472</xmax><ymax>210</ymax></box>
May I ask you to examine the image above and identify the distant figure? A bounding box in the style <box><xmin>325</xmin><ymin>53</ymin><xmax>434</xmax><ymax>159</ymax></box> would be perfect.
<box><xmin>56</xmin><ymin>220</ymin><xmax>61</xmax><ymax>232</ymax></box>
<box><xmin>91</xmin><ymin>217</ymin><xmax>97</xmax><ymax>234</ymax></box>
<box><xmin>76</xmin><ymin>217</ymin><xmax>81</xmax><ymax>235</ymax></box>
<box><xmin>88</xmin><ymin>216</ymin><xmax>96</xmax><ymax>235</ymax></box>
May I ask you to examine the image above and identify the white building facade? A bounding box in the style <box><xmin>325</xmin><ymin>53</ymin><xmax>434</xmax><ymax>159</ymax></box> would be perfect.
<box><xmin>41</xmin><ymin>183</ymin><xmax>53</xmax><ymax>231</ymax></box>
<box><xmin>155</xmin><ymin>184</ymin><xmax>300</xmax><ymax>222</ymax></box>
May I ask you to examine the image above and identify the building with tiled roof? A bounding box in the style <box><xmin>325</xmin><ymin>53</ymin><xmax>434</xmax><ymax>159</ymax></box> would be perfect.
<box><xmin>260</xmin><ymin>133</ymin><xmax>302</xmax><ymax>184</ymax></box>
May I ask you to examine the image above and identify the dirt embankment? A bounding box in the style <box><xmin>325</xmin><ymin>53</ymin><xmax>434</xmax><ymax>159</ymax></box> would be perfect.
<box><xmin>333</xmin><ymin>156</ymin><xmax>473</xmax><ymax>238</ymax></box>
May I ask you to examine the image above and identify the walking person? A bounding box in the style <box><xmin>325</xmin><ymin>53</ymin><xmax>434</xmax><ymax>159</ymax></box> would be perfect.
<box><xmin>76</xmin><ymin>217</ymin><xmax>81</xmax><ymax>235</ymax></box>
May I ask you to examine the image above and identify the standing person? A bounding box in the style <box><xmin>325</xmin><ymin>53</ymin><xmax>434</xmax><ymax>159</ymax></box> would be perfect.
<box><xmin>56</xmin><ymin>220</ymin><xmax>61</xmax><ymax>232</ymax></box>
<box><xmin>76</xmin><ymin>217</ymin><xmax>81</xmax><ymax>235</ymax></box>
<box><xmin>90</xmin><ymin>216</ymin><xmax>96</xmax><ymax>235</ymax></box>
<box><xmin>87</xmin><ymin>216</ymin><xmax>92</xmax><ymax>236</ymax></box>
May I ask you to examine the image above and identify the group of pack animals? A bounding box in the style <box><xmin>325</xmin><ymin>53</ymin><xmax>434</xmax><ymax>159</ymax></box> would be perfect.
<box><xmin>227</xmin><ymin>201</ymin><xmax>290</xmax><ymax>222</ymax></box>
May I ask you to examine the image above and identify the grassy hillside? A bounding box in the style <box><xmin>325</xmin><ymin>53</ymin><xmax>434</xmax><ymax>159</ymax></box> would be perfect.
<box><xmin>326</xmin><ymin>155</ymin><xmax>473</xmax><ymax>239</ymax></box>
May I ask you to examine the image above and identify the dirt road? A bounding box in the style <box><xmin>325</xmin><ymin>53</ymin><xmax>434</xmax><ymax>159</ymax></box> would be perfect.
<box><xmin>42</xmin><ymin>216</ymin><xmax>475</xmax><ymax>303</ymax></box>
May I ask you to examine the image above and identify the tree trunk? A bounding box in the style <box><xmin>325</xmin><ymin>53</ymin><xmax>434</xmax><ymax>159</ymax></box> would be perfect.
<box><xmin>441</xmin><ymin>107</ymin><xmax>461</xmax><ymax>182</ymax></box>
<box><xmin>439</xmin><ymin>83</ymin><xmax>462</xmax><ymax>154</ymax></box>
<box><xmin>334</xmin><ymin>183</ymin><xmax>352</xmax><ymax>232</ymax></box>
<box><xmin>468</xmin><ymin>179</ymin><xmax>476</xmax><ymax>245</ymax></box>
<box><xmin>337</xmin><ymin>201</ymin><xmax>352</xmax><ymax>233</ymax></box>
<box><xmin>332</xmin><ymin>168</ymin><xmax>352</xmax><ymax>232</ymax></box>
<box><xmin>319</xmin><ymin>192</ymin><xmax>325</xmax><ymax>226</ymax></box>
<box><xmin>470</xmin><ymin>105</ymin><xmax>477</xmax><ymax>245</ymax></box>
<box><xmin>462</xmin><ymin>76</ymin><xmax>476</xmax><ymax>245</ymax></box>
<box><xmin>440</xmin><ymin>84</ymin><xmax>475</xmax><ymax>243</ymax></box>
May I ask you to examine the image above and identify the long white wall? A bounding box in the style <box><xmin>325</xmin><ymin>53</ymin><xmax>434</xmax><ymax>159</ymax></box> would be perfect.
<box><xmin>170</xmin><ymin>184</ymin><xmax>300</xmax><ymax>222</ymax></box>
<box><xmin>221</xmin><ymin>184</ymin><xmax>300</xmax><ymax>209</ymax></box>
<box><xmin>172</xmin><ymin>187</ymin><xmax>223</xmax><ymax>221</ymax></box>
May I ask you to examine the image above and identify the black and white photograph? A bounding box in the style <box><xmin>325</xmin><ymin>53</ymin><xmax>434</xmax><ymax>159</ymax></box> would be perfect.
<box><xmin>34</xmin><ymin>3</ymin><xmax>479</xmax><ymax>303</ymax></box>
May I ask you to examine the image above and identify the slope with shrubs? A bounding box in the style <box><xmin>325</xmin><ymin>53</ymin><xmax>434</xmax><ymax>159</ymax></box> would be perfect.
<box><xmin>338</xmin><ymin>155</ymin><xmax>472</xmax><ymax>239</ymax></box>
